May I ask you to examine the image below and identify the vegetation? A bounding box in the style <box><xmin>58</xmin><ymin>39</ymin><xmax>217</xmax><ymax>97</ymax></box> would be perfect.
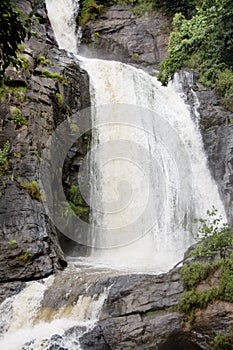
<box><xmin>16</xmin><ymin>252</ymin><xmax>34</xmax><ymax>263</ymax></box>
<box><xmin>55</xmin><ymin>92</ymin><xmax>63</xmax><ymax>105</ymax></box>
<box><xmin>67</xmin><ymin>184</ymin><xmax>89</xmax><ymax>222</ymax></box>
<box><xmin>79</xmin><ymin>0</ymin><xmax>104</xmax><ymax>24</ymax></box>
<box><xmin>191</xmin><ymin>207</ymin><xmax>233</xmax><ymax>258</ymax></box>
<box><xmin>41</xmin><ymin>70</ymin><xmax>64</xmax><ymax>82</ymax></box>
<box><xmin>21</xmin><ymin>180</ymin><xmax>43</xmax><ymax>201</ymax></box>
<box><xmin>211</xmin><ymin>332</ymin><xmax>233</xmax><ymax>350</ymax></box>
<box><xmin>12</xmin><ymin>106</ymin><xmax>28</xmax><ymax>128</ymax></box>
<box><xmin>157</xmin><ymin>0</ymin><xmax>233</xmax><ymax>111</ymax></box>
<box><xmin>179</xmin><ymin>208</ymin><xmax>233</xmax><ymax>318</ymax></box>
<box><xmin>0</xmin><ymin>140</ymin><xmax>10</xmax><ymax>175</ymax></box>
<box><xmin>0</xmin><ymin>0</ymin><xmax>31</xmax><ymax>80</ymax></box>
<box><xmin>8</xmin><ymin>239</ymin><xmax>17</xmax><ymax>245</ymax></box>
<box><xmin>36</xmin><ymin>56</ymin><xmax>51</xmax><ymax>66</ymax></box>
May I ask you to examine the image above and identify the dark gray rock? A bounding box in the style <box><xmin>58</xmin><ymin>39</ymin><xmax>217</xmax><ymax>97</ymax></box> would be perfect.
<box><xmin>79</xmin><ymin>5</ymin><xmax>170</xmax><ymax>69</ymax></box>
<box><xmin>0</xmin><ymin>0</ymin><xmax>90</xmax><ymax>284</ymax></box>
<box><xmin>173</xmin><ymin>69</ymin><xmax>233</xmax><ymax>224</ymax></box>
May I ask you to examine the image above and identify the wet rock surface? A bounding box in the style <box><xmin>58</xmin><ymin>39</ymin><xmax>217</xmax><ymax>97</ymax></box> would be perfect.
<box><xmin>0</xmin><ymin>0</ymin><xmax>90</xmax><ymax>283</ymax></box>
<box><xmin>173</xmin><ymin>69</ymin><xmax>233</xmax><ymax>224</ymax></box>
<box><xmin>77</xmin><ymin>264</ymin><xmax>233</xmax><ymax>350</ymax></box>
<box><xmin>0</xmin><ymin>2</ymin><xmax>232</xmax><ymax>350</ymax></box>
<box><xmin>79</xmin><ymin>5</ymin><xmax>170</xmax><ymax>70</ymax></box>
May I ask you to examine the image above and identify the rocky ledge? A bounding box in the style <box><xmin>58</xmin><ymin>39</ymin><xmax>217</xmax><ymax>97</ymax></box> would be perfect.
<box><xmin>79</xmin><ymin>5</ymin><xmax>170</xmax><ymax>69</ymax></box>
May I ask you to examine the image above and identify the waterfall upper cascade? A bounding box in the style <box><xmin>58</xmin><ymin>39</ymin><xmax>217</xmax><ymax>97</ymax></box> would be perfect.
<box><xmin>45</xmin><ymin>0</ymin><xmax>226</xmax><ymax>272</ymax></box>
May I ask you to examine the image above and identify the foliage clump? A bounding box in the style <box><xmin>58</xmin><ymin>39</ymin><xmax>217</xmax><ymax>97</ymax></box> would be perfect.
<box><xmin>211</xmin><ymin>332</ymin><xmax>233</xmax><ymax>350</ymax></box>
<box><xmin>179</xmin><ymin>208</ymin><xmax>233</xmax><ymax>316</ymax></box>
<box><xmin>191</xmin><ymin>207</ymin><xmax>233</xmax><ymax>259</ymax></box>
<box><xmin>41</xmin><ymin>70</ymin><xmax>64</xmax><ymax>82</ymax></box>
<box><xmin>0</xmin><ymin>140</ymin><xmax>10</xmax><ymax>175</ymax></box>
<box><xmin>12</xmin><ymin>106</ymin><xmax>28</xmax><ymax>128</ymax></box>
<box><xmin>22</xmin><ymin>180</ymin><xmax>43</xmax><ymax>201</ymax></box>
<box><xmin>67</xmin><ymin>184</ymin><xmax>89</xmax><ymax>222</ymax></box>
<box><xmin>0</xmin><ymin>0</ymin><xmax>31</xmax><ymax>80</ymax></box>
<box><xmin>157</xmin><ymin>0</ymin><xmax>233</xmax><ymax>111</ymax></box>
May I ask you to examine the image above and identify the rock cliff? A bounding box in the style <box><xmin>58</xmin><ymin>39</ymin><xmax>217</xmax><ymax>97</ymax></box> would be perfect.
<box><xmin>0</xmin><ymin>0</ymin><xmax>90</xmax><ymax>283</ymax></box>
<box><xmin>79</xmin><ymin>5</ymin><xmax>170</xmax><ymax>70</ymax></box>
<box><xmin>0</xmin><ymin>1</ymin><xmax>232</xmax><ymax>350</ymax></box>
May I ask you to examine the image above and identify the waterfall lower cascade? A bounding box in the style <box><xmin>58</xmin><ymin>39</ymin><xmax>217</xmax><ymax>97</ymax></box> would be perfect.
<box><xmin>0</xmin><ymin>265</ymin><xmax>113</xmax><ymax>350</ymax></box>
<box><xmin>46</xmin><ymin>0</ymin><xmax>226</xmax><ymax>272</ymax></box>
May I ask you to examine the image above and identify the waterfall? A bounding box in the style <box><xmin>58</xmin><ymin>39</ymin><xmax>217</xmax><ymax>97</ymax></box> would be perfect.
<box><xmin>0</xmin><ymin>266</ymin><xmax>111</xmax><ymax>350</ymax></box>
<box><xmin>45</xmin><ymin>0</ymin><xmax>226</xmax><ymax>273</ymax></box>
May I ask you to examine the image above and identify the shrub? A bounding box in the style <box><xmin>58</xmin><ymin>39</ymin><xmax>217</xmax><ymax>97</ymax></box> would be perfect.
<box><xmin>179</xmin><ymin>288</ymin><xmax>219</xmax><ymax>313</ymax></box>
<box><xmin>191</xmin><ymin>207</ymin><xmax>233</xmax><ymax>259</ymax></box>
<box><xmin>211</xmin><ymin>333</ymin><xmax>232</xmax><ymax>350</ymax></box>
<box><xmin>181</xmin><ymin>262</ymin><xmax>212</xmax><ymax>289</ymax></box>
<box><xmin>79</xmin><ymin>0</ymin><xmax>104</xmax><ymax>24</ymax></box>
<box><xmin>12</xmin><ymin>107</ymin><xmax>28</xmax><ymax>128</ymax></box>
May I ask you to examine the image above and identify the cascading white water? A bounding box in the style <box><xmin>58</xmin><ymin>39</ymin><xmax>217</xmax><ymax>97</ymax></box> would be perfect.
<box><xmin>46</xmin><ymin>0</ymin><xmax>80</xmax><ymax>52</ymax></box>
<box><xmin>0</xmin><ymin>266</ymin><xmax>111</xmax><ymax>350</ymax></box>
<box><xmin>45</xmin><ymin>0</ymin><xmax>226</xmax><ymax>273</ymax></box>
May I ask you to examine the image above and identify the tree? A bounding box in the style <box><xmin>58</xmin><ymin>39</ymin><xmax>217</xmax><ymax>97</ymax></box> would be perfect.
<box><xmin>0</xmin><ymin>0</ymin><xmax>30</xmax><ymax>80</ymax></box>
<box><xmin>157</xmin><ymin>0</ymin><xmax>233</xmax><ymax>86</ymax></box>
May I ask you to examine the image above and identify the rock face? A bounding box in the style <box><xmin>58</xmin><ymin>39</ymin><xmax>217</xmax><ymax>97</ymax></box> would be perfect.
<box><xmin>0</xmin><ymin>2</ymin><xmax>232</xmax><ymax>350</ymax></box>
<box><xmin>173</xmin><ymin>70</ymin><xmax>233</xmax><ymax>224</ymax></box>
<box><xmin>79</xmin><ymin>268</ymin><xmax>233</xmax><ymax>350</ymax></box>
<box><xmin>79</xmin><ymin>5</ymin><xmax>170</xmax><ymax>70</ymax></box>
<box><xmin>0</xmin><ymin>0</ymin><xmax>90</xmax><ymax>282</ymax></box>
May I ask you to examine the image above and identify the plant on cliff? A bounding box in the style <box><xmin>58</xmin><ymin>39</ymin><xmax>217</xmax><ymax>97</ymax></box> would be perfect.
<box><xmin>66</xmin><ymin>184</ymin><xmax>89</xmax><ymax>222</ymax></box>
<box><xmin>191</xmin><ymin>207</ymin><xmax>233</xmax><ymax>259</ymax></box>
<box><xmin>211</xmin><ymin>332</ymin><xmax>233</xmax><ymax>350</ymax></box>
<box><xmin>0</xmin><ymin>140</ymin><xmax>10</xmax><ymax>175</ymax></box>
<box><xmin>0</xmin><ymin>0</ymin><xmax>32</xmax><ymax>80</ymax></box>
<box><xmin>79</xmin><ymin>0</ymin><xmax>104</xmax><ymax>24</ymax></box>
<box><xmin>22</xmin><ymin>180</ymin><xmax>43</xmax><ymax>201</ymax></box>
<box><xmin>157</xmin><ymin>0</ymin><xmax>233</xmax><ymax>111</ymax></box>
<box><xmin>179</xmin><ymin>208</ymin><xmax>233</xmax><ymax>318</ymax></box>
<box><xmin>11</xmin><ymin>106</ymin><xmax>28</xmax><ymax>128</ymax></box>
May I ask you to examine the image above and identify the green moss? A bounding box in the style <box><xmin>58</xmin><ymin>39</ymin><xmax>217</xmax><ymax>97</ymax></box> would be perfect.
<box><xmin>22</xmin><ymin>180</ymin><xmax>43</xmax><ymax>201</ymax></box>
<box><xmin>0</xmin><ymin>141</ymin><xmax>10</xmax><ymax>175</ymax></box>
<box><xmin>63</xmin><ymin>184</ymin><xmax>90</xmax><ymax>222</ymax></box>
<box><xmin>179</xmin><ymin>288</ymin><xmax>219</xmax><ymax>314</ymax></box>
<box><xmin>41</xmin><ymin>69</ymin><xmax>64</xmax><ymax>82</ymax></box>
<box><xmin>131</xmin><ymin>52</ymin><xmax>140</xmax><ymax>60</ymax></box>
<box><xmin>8</xmin><ymin>239</ymin><xmax>17</xmax><ymax>245</ymax></box>
<box><xmin>12</xmin><ymin>107</ymin><xmax>28</xmax><ymax>128</ymax></box>
<box><xmin>211</xmin><ymin>333</ymin><xmax>232</xmax><ymax>350</ymax></box>
<box><xmin>181</xmin><ymin>262</ymin><xmax>213</xmax><ymax>290</ymax></box>
<box><xmin>37</xmin><ymin>56</ymin><xmax>51</xmax><ymax>66</ymax></box>
<box><xmin>219</xmin><ymin>255</ymin><xmax>233</xmax><ymax>302</ymax></box>
<box><xmin>55</xmin><ymin>92</ymin><xmax>63</xmax><ymax>105</ymax></box>
<box><xmin>0</xmin><ymin>82</ymin><xmax>27</xmax><ymax>102</ymax></box>
<box><xmin>16</xmin><ymin>252</ymin><xmax>34</xmax><ymax>263</ymax></box>
<box><xmin>17</xmin><ymin>43</ymin><xmax>26</xmax><ymax>52</ymax></box>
